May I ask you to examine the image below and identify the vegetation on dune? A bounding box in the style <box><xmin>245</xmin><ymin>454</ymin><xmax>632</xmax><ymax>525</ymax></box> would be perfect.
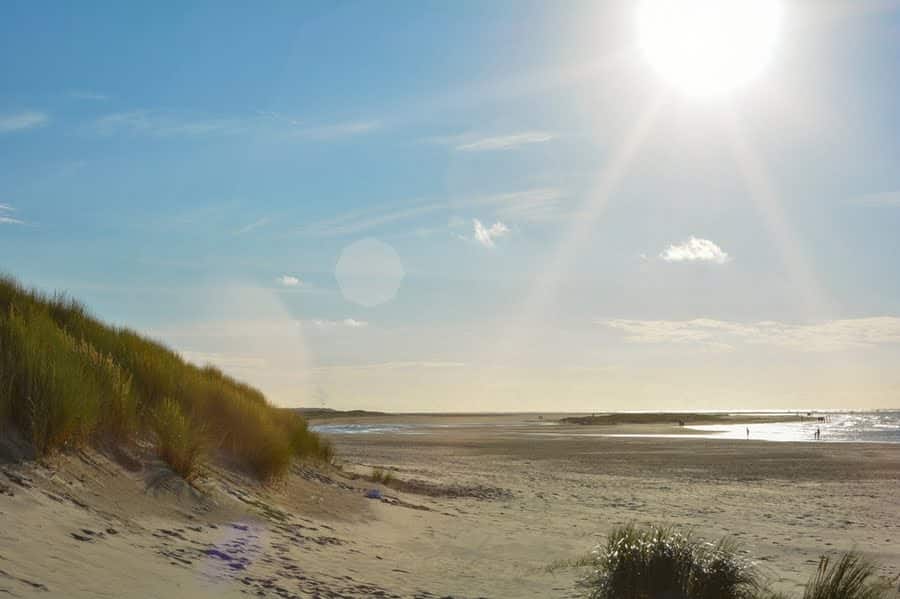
<box><xmin>0</xmin><ymin>275</ymin><xmax>331</xmax><ymax>480</ymax></box>
<box><xmin>151</xmin><ymin>397</ymin><xmax>205</xmax><ymax>482</ymax></box>
<box><xmin>580</xmin><ymin>524</ymin><xmax>892</xmax><ymax>599</ymax></box>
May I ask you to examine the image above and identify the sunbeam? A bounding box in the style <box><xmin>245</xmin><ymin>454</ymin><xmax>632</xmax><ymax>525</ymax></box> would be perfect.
<box><xmin>724</xmin><ymin>111</ymin><xmax>833</xmax><ymax>321</ymax></box>
<box><xmin>488</xmin><ymin>94</ymin><xmax>668</xmax><ymax>366</ymax></box>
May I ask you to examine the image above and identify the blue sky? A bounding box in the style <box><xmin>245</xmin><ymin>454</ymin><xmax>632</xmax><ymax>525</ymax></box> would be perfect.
<box><xmin>3</xmin><ymin>1</ymin><xmax>900</xmax><ymax>410</ymax></box>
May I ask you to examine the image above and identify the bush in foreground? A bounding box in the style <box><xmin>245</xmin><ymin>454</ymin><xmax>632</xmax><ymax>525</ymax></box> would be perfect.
<box><xmin>580</xmin><ymin>524</ymin><xmax>891</xmax><ymax>599</ymax></box>
<box><xmin>582</xmin><ymin>524</ymin><xmax>759</xmax><ymax>599</ymax></box>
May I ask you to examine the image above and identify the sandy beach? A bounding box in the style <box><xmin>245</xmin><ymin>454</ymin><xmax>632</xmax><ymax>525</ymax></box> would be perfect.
<box><xmin>2</xmin><ymin>413</ymin><xmax>898</xmax><ymax>598</ymax></box>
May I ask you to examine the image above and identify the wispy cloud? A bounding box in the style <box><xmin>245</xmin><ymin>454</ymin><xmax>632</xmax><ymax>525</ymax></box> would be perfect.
<box><xmin>236</xmin><ymin>217</ymin><xmax>270</xmax><ymax>235</ymax></box>
<box><xmin>0</xmin><ymin>204</ymin><xmax>23</xmax><ymax>225</ymax></box>
<box><xmin>472</xmin><ymin>219</ymin><xmax>509</xmax><ymax>248</ymax></box>
<box><xmin>69</xmin><ymin>90</ymin><xmax>109</xmax><ymax>101</ymax></box>
<box><xmin>293</xmin><ymin>119</ymin><xmax>382</xmax><ymax>140</ymax></box>
<box><xmin>91</xmin><ymin>110</ymin><xmax>381</xmax><ymax>141</ymax></box>
<box><xmin>853</xmin><ymin>191</ymin><xmax>900</xmax><ymax>207</ymax></box>
<box><xmin>92</xmin><ymin>110</ymin><xmax>247</xmax><ymax>137</ymax></box>
<box><xmin>311</xmin><ymin>318</ymin><xmax>369</xmax><ymax>328</ymax></box>
<box><xmin>298</xmin><ymin>188</ymin><xmax>564</xmax><ymax>237</ymax></box>
<box><xmin>432</xmin><ymin>130</ymin><xmax>555</xmax><ymax>152</ymax></box>
<box><xmin>660</xmin><ymin>237</ymin><xmax>730</xmax><ymax>264</ymax></box>
<box><xmin>0</xmin><ymin>111</ymin><xmax>48</xmax><ymax>133</ymax></box>
<box><xmin>276</xmin><ymin>275</ymin><xmax>302</xmax><ymax>287</ymax></box>
<box><xmin>602</xmin><ymin>317</ymin><xmax>900</xmax><ymax>352</ymax></box>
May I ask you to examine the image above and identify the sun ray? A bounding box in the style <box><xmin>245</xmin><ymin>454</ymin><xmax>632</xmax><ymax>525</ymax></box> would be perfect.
<box><xmin>487</xmin><ymin>94</ymin><xmax>667</xmax><ymax>366</ymax></box>
<box><xmin>724</xmin><ymin>111</ymin><xmax>833</xmax><ymax>321</ymax></box>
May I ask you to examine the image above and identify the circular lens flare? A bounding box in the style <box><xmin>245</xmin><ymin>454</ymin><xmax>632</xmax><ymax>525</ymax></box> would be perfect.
<box><xmin>637</xmin><ymin>0</ymin><xmax>782</xmax><ymax>97</ymax></box>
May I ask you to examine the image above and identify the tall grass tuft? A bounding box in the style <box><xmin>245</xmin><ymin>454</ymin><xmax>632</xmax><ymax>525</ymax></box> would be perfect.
<box><xmin>582</xmin><ymin>524</ymin><xmax>760</xmax><ymax>599</ymax></box>
<box><xmin>0</xmin><ymin>275</ymin><xmax>330</xmax><ymax>480</ymax></box>
<box><xmin>802</xmin><ymin>552</ymin><xmax>890</xmax><ymax>599</ymax></box>
<box><xmin>151</xmin><ymin>398</ymin><xmax>205</xmax><ymax>482</ymax></box>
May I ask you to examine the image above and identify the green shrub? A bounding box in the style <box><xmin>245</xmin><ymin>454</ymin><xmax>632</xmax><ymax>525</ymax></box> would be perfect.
<box><xmin>151</xmin><ymin>398</ymin><xmax>205</xmax><ymax>482</ymax></box>
<box><xmin>582</xmin><ymin>524</ymin><xmax>760</xmax><ymax>599</ymax></box>
<box><xmin>802</xmin><ymin>552</ymin><xmax>890</xmax><ymax>599</ymax></box>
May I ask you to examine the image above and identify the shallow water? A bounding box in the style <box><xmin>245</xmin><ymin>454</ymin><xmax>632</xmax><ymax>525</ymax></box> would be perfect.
<box><xmin>688</xmin><ymin>411</ymin><xmax>900</xmax><ymax>443</ymax></box>
<box><xmin>312</xmin><ymin>411</ymin><xmax>900</xmax><ymax>443</ymax></box>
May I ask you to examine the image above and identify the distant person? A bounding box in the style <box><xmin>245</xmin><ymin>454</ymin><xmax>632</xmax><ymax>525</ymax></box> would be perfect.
<box><xmin>746</xmin><ymin>427</ymin><xmax>750</xmax><ymax>439</ymax></box>
<box><xmin>816</xmin><ymin>427</ymin><xmax>821</xmax><ymax>441</ymax></box>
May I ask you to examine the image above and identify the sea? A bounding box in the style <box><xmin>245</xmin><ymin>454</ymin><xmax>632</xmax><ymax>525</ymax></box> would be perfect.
<box><xmin>311</xmin><ymin>411</ymin><xmax>900</xmax><ymax>444</ymax></box>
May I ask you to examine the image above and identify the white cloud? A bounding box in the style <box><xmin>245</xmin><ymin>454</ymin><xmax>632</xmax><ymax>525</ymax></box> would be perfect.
<box><xmin>853</xmin><ymin>191</ymin><xmax>900</xmax><ymax>207</ymax></box>
<box><xmin>276</xmin><ymin>275</ymin><xmax>301</xmax><ymax>287</ymax></box>
<box><xmin>660</xmin><ymin>236</ymin><xmax>730</xmax><ymax>264</ymax></box>
<box><xmin>0</xmin><ymin>111</ymin><xmax>48</xmax><ymax>133</ymax></box>
<box><xmin>472</xmin><ymin>219</ymin><xmax>509</xmax><ymax>248</ymax></box>
<box><xmin>603</xmin><ymin>317</ymin><xmax>900</xmax><ymax>352</ymax></box>
<box><xmin>452</xmin><ymin>131</ymin><xmax>555</xmax><ymax>152</ymax></box>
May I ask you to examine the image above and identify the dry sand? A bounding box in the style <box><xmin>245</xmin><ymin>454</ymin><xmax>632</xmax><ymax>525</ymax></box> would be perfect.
<box><xmin>2</xmin><ymin>414</ymin><xmax>899</xmax><ymax>598</ymax></box>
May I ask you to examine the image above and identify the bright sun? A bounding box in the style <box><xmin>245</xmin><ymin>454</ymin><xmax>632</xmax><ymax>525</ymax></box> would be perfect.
<box><xmin>637</xmin><ymin>0</ymin><xmax>782</xmax><ymax>97</ymax></box>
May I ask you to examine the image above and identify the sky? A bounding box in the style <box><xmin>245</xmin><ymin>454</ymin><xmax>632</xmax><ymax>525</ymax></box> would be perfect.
<box><xmin>2</xmin><ymin>0</ymin><xmax>900</xmax><ymax>411</ymax></box>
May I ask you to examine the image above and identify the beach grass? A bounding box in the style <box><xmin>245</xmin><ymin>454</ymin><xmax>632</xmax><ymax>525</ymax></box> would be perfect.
<box><xmin>151</xmin><ymin>397</ymin><xmax>205</xmax><ymax>482</ymax></box>
<box><xmin>0</xmin><ymin>275</ymin><xmax>328</xmax><ymax>480</ymax></box>
<box><xmin>370</xmin><ymin>466</ymin><xmax>395</xmax><ymax>485</ymax></box>
<box><xmin>582</xmin><ymin>523</ymin><xmax>760</xmax><ymax>599</ymax></box>
<box><xmin>802</xmin><ymin>552</ymin><xmax>891</xmax><ymax>599</ymax></box>
<box><xmin>579</xmin><ymin>524</ymin><xmax>892</xmax><ymax>599</ymax></box>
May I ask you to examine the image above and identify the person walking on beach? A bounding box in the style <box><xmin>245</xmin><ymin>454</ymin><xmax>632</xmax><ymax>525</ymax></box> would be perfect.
<box><xmin>746</xmin><ymin>427</ymin><xmax>750</xmax><ymax>439</ymax></box>
<box><xmin>815</xmin><ymin>427</ymin><xmax>820</xmax><ymax>441</ymax></box>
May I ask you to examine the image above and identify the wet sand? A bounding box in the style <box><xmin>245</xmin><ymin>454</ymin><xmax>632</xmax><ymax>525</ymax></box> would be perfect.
<box><xmin>2</xmin><ymin>414</ymin><xmax>898</xmax><ymax>598</ymax></box>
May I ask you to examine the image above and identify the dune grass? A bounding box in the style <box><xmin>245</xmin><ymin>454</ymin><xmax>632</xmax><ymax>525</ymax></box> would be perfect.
<box><xmin>370</xmin><ymin>466</ymin><xmax>395</xmax><ymax>485</ymax></box>
<box><xmin>582</xmin><ymin>524</ymin><xmax>759</xmax><ymax>599</ymax></box>
<box><xmin>580</xmin><ymin>524</ymin><xmax>891</xmax><ymax>599</ymax></box>
<box><xmin>151</xmin><ymin>397</ymin><xmax>205</xmax><ymax>482</ymax></box>
<box><xmin>0</xmin><ymin>275</ymin><xmax>330</xmax><ymax>481</ymax></box>
<box><xmin>802</xmin><ymin>552</ymin><xmax>891</xmax><ymax>599</ymax></box>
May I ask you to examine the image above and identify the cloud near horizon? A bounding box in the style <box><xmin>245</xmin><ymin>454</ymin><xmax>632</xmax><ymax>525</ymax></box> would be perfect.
<box><xmin>660</xmin><ymin>237</ymin><xmax>730</xmax><ymax>264</ymax></box>
<box><xmin>311</xmin><ymin>318</ymin><xmax>368</xmax><ymax>328</ymax></box>
<box><xmin>603</xmin><ymin>317</ymin><xmax>900</xmax><ymax>352</ymax></box>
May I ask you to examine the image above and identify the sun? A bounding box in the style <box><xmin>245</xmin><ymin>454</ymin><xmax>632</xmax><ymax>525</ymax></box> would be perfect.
<box><xmin>637</xmin><ymin>0</ymin><xmax>782</xmax><ymax>97</ymax></box>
